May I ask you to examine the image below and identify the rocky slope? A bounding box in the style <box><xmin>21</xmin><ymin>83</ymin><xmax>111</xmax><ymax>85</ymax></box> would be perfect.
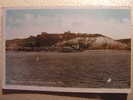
<box><xmin>55</xmin><ymin>35</ymin><xmax>128</xmax><ymax>50</ymax></box>
<box><xmin>6</xmin><ymin>32</ymin><xmax>130</xmax><ymax>51</ymax></box>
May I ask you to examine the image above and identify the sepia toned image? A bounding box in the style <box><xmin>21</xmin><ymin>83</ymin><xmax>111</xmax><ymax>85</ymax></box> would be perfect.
<box><xmin>3</xmin><ymin>8</ymin><xmax>131</xmax><ymax>92</ymax></box>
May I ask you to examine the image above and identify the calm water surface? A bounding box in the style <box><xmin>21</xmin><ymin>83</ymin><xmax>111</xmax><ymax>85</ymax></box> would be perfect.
<box><xmin>6</xmin><ymin>50</ymin><xmax>131</xmax><ymax>88</ymax></box>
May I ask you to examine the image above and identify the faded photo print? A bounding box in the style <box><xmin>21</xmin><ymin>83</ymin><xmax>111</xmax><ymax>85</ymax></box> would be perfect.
<box><xmin>4</xmin><ymin>8</ymin><xmax>131</xmax><ymax>92</ymax></box>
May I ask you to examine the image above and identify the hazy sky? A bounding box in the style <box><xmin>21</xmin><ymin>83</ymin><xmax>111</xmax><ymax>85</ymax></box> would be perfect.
<box><xmin>5</xmin><ymin>8</ymin><xmax>131</xmax><ymax>40</ymax></box>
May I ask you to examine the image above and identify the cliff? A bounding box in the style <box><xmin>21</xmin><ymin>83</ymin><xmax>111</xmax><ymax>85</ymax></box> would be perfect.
<box><xmin>6</xmin><ymin>32</ymin><xmax>130</xmax><ymax>51</ymax></box>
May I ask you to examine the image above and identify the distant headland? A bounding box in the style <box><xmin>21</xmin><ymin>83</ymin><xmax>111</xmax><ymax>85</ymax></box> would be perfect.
<box><xmin>6</xmin><ymin>31</ymin><xmax>131</xmax><ymax>52</ymax></box>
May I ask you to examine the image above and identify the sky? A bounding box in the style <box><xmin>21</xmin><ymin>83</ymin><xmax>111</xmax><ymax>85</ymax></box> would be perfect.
<box><xmin>5</xmin><ymin>8</ymin><xmax>131</xmax><ymax>40</ymax></box>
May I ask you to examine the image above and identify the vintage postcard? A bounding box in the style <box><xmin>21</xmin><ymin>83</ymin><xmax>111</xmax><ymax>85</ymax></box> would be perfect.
<box><xmin>2</xmin><ymin>7</ymin><xmax>131</xmax><ymax>93</ymax></box>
